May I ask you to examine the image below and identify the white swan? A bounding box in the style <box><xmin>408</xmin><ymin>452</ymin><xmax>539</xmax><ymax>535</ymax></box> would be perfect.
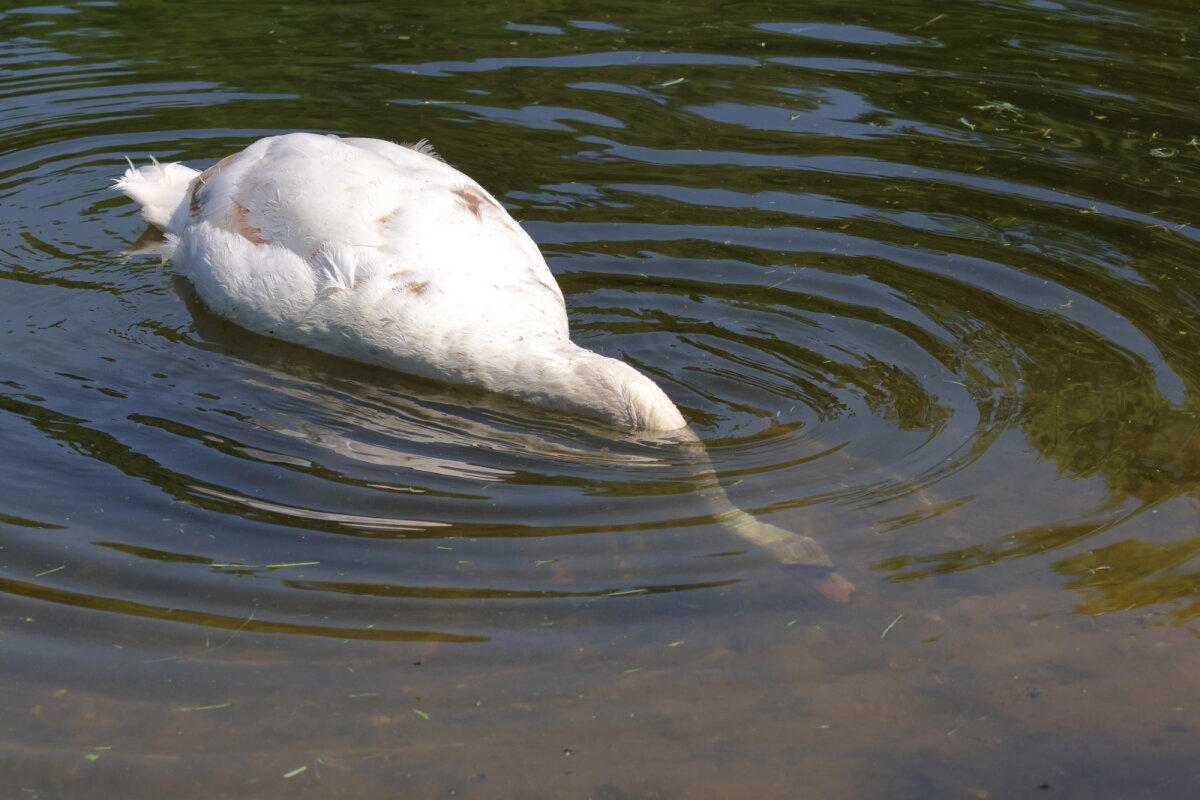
<box><xmin>114</xmin><ymin>132</ymin><xmax>685</xmax><ymax>431</ymax></box>
<box><xmin>113</xmin><ymin>133</ymin><xmax>853</xmax><ymax>601</ymax></box>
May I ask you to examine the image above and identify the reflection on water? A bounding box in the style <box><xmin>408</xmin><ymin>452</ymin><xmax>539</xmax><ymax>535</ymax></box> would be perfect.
<box><xmin>1</xmin><ymin>0</ymin><xmax>1199</xmax><ymax>796</ymax></box>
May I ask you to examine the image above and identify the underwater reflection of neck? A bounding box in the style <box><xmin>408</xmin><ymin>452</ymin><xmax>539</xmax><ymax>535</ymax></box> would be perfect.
<box><xmin>663</xmin><ymin>426</ymin><xmax>854</xmax><ymax>602</ymax></box>
<box><xmin>660</xmin><ymin>426</ymin><xmax>833</xmax><ymax>568</ymax></box>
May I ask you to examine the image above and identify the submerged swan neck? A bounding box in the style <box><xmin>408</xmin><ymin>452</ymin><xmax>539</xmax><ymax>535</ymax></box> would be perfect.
<box><xmin>494</xmin><ymin>343</ymin><xmax>687</xmax><ymax>432</ymax></box>
<box><xmin>668</xmin><ymin>426</ymin><xmax>835</xmax><ymax>568</ymax></box>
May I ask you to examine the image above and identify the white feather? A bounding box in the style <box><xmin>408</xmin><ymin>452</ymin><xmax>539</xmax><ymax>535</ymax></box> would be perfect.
<box><xmin>313</xmin><ymin>243</ymin><xmax>358</xmax><ymax>291</ymax></box>
<box><xmin>111</xmin><ymin>158</ymin><xmax>198</xmax><ymax>229</ymax></box>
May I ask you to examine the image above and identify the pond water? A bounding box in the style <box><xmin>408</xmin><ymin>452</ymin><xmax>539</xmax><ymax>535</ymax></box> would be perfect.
<box><xmin>3</xmin><ymin>0</ymin><xmax>1199</xmax><ymax>797</ymax></box>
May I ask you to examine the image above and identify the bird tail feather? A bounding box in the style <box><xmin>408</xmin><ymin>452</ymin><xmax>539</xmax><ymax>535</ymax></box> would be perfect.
<box><xmin>111</xmin><ymin>156</ymin><xmax>199</xmax><ymax>230</ymax></box>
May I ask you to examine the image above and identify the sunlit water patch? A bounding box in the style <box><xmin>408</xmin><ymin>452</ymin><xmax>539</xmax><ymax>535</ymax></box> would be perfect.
<box><xmin>2</xmin><ymin>0</ymin><xmax>1200</xmax><ymax>797</ymax></box>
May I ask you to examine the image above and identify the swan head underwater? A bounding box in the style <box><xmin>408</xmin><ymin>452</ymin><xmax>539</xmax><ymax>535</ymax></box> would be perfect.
<box><xmin>112</xmin><ymin>132</ymin><xmax>853</xmax><ymax>603</ymax></box>
<box><xmin>512</xmin><ymin>346</ymin><xmax>688</xmax><ymax>432</ymax></box>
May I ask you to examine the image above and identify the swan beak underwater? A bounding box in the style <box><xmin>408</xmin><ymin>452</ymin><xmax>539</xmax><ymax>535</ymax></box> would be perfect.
<box><xmin>112</xmin><ymin>132</ymin><xmax>854</xmax><ymax>603</ymax></box>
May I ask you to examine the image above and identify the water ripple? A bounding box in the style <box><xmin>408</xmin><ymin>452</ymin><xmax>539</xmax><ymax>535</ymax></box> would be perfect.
<box><xmin>0</xmin><ymin>0</ymin><xmax>1197</xmax><ymax>695</ymax></box>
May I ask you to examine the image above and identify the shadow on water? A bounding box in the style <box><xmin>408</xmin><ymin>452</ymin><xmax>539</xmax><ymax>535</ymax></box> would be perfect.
<box><xmin>1</xmin><ymin>0</ymin><xmax>1199</xmax><ymax>797</ymax></box>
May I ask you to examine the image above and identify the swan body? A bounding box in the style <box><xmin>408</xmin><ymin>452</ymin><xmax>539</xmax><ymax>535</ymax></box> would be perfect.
<box><xmin>113</xmin><ymin>133</ymin><xmax>686</xmax><ymax>432</ymax></box>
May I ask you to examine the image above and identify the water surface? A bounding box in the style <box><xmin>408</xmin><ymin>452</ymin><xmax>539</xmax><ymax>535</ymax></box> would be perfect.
<box><xmin>2</xmin><ymin>0</ymin><xmax>1200</xmax><ymax>797</ymax></box>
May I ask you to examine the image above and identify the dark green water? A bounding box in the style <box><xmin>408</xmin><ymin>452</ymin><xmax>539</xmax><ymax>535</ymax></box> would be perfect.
<box><xmin>2</xmin><ymin>0</ymin><xmax>1200</xmax><ymax>797</ymax></box>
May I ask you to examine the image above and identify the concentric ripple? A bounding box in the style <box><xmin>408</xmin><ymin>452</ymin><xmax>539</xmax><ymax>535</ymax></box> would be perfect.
<box><xmin>2</xmin><ymin>0</ymin><xmax>1200</xmax><ymax>795</ymax></box>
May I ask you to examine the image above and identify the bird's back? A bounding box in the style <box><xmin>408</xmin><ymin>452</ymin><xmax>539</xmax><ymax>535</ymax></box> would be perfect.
<box><xmin>157</xmin><ymin>133</ymin><xmax>571</xmax><ymax>378</ymax></box>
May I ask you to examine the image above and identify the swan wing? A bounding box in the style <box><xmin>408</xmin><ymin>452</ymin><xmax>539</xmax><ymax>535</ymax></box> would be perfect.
<box><xmin>178</xmin><ymin>133</ymin><xmax>570</xmax><ymax>355</ymax></box>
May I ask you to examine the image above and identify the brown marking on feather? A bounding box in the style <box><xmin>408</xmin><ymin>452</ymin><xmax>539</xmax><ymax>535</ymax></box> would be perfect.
<box><xmin>510</xmin><ymin>277</ymin><xmax>558</xmax><ymax>298</ymax></box>
<box><xmin>522</xmin><ymin>266</ymin><xmax>559</xmax><ymax>297</ymax></box>
<box><xmin>452</xmin><ymin>185</ymin><xmax>501</xmax><ymax>222</ymax></box>
<box><xmin>233</xmin><ymin>202</ymin><xmax>268</xmax><ymax>244</ymax></box>
<box><xmin>377</xmin><ymin>207</ymin><xmax>402</xmax><ymax>224</ymax></box>
<box><xmin>188</xmin><ymin>151</ymin><xmax>242</xmax><ymax>220</ymax></box>
<box><xmin>375</xmin><ymin>272</ymin><xmax>420</xmax><ymax>309</ymax></box>
<box><xmin>187</xmin><ymin>176</ymin><xmax>204</xmax><ymax>220</ymax></box>
<box><xmin>200</xmin><ymin>151</ymin><xmax>241</xmax><ymax>184</ymax></box>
